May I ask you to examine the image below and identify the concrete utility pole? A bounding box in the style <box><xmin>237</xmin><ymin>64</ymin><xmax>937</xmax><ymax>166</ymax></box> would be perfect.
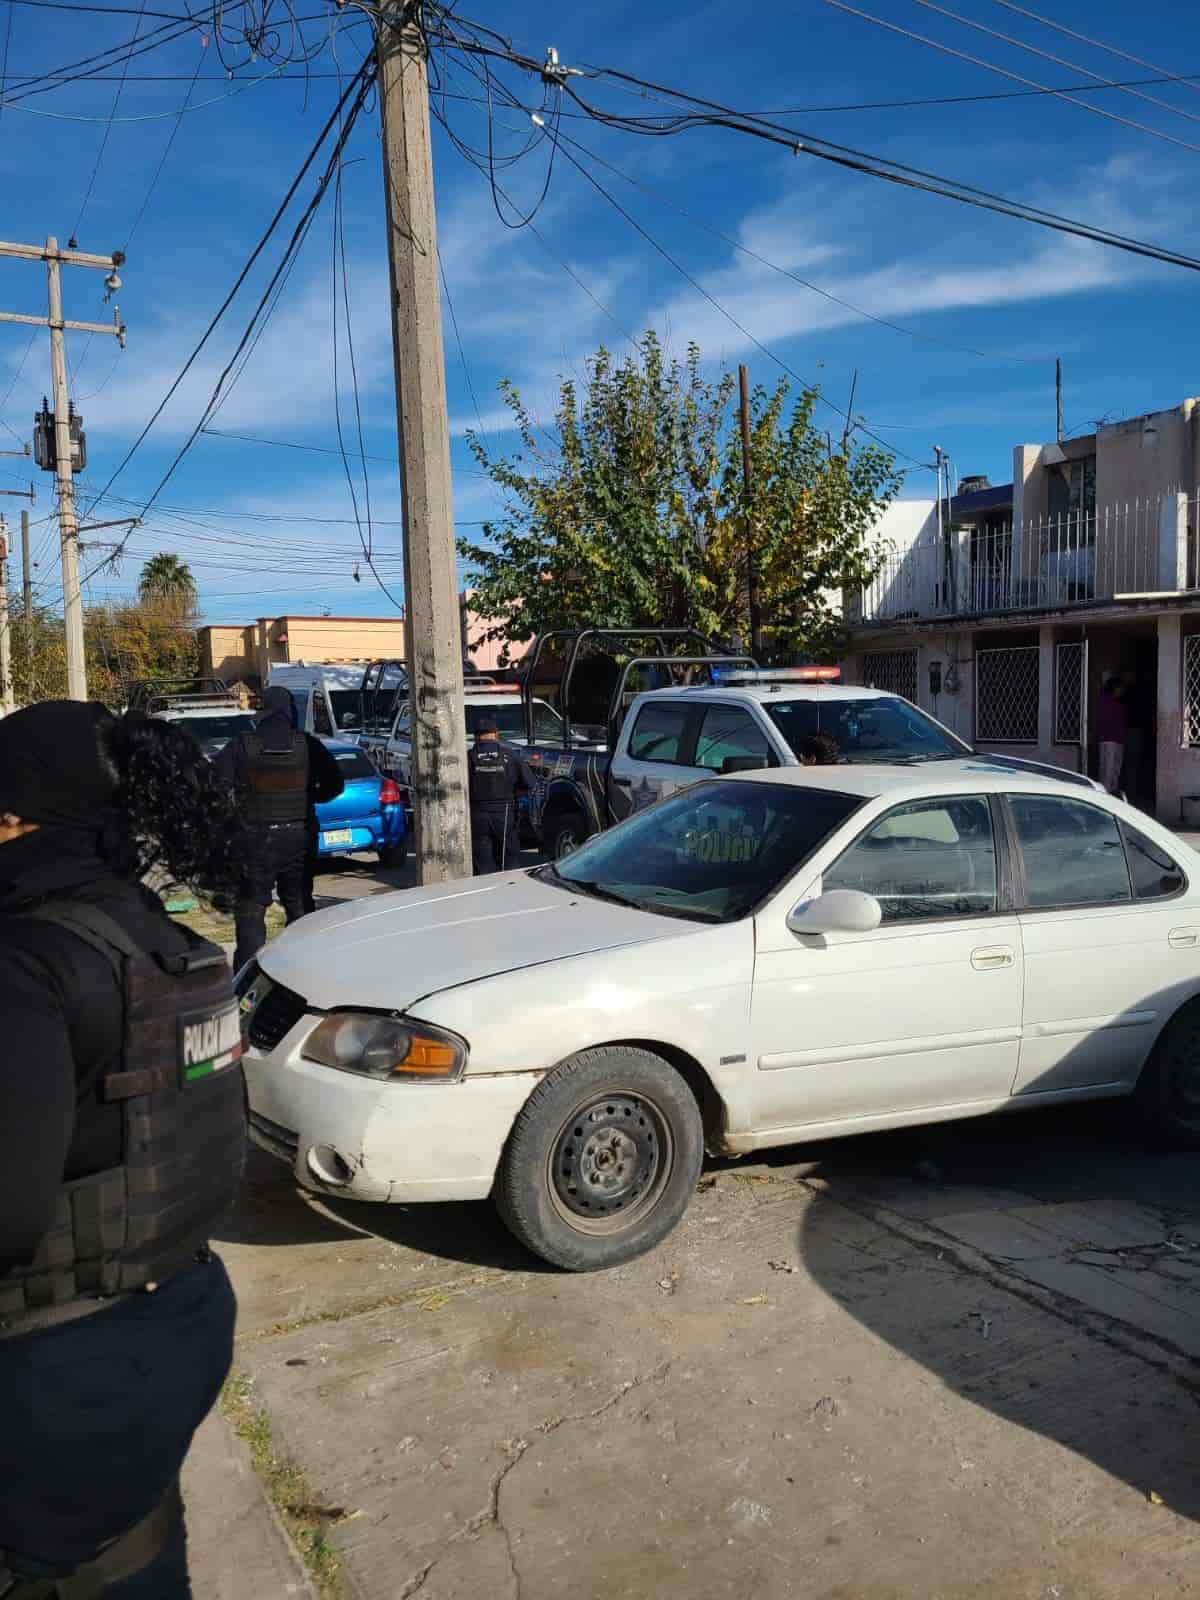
<box><xmin>0</xmin><ymin>518</ymin><xmax>12</xmax><ymax>715</ymax></box>
<box><xmin>0</xmin><ymin>237</ymin><xmax>126</xmax><ymax>700</ymax></box>
<box><xmin>738</xmin><ymin>364</ymin><xmax>763</xmax><ymax>661</ymax></box>
<box><xmin>377</xmin><ymin>11</ymin><xmax>470</xmax><ymax>882</ymax></box>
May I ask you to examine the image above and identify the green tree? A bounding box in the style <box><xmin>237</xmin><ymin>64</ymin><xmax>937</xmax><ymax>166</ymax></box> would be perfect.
<box><xmin>137</xmin><ymin>551</ymin><xmax>197</xmax><ymax>615</ymax></box>
<box><xmin>10</xmin><ymin>600</ymin><xmax>199</xmax><ymax>708</ymax></box>
<box><xmin>458</xmin><ymin>332</ymin><xmax>902</xmax><ymax>662</ymax></box>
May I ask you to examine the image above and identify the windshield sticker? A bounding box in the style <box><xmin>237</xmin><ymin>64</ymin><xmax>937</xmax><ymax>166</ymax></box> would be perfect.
<box><xmin>676</xmin><ymin>827</ymin><xmax>762</xmax><ymax>865</ymax></box>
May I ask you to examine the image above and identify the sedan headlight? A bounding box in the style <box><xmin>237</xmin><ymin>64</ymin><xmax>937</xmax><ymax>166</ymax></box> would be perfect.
<box><xmin>300</xmin><ymin>1012</ymin><xmax>467</xmax><ymax>1082</ymax></box>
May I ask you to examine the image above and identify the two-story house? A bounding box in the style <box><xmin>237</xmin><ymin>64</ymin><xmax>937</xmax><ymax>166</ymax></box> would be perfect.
<box><xmin>843</xmin><ymin>397</ymin><xmax>1200</xmax><ymax>822</ymax></box>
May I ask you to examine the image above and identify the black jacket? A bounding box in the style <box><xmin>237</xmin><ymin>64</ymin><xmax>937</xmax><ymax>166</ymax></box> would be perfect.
<box><xmin>468</xmin><ymin>740</ymin><xmax>538</xmax><ymax>808</ymax></box>
<box><xmin>0</xmin><ymin>831</ymin><xmax>190</xmax><ymax>1273</ymax></box>
<box><xmin>211</xmin><ymin>723</ymin><xmax>344</xmax><ymax>817</ymax></box>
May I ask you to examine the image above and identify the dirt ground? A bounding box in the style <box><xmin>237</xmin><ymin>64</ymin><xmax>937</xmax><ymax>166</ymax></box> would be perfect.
<box><xmin>213</xmin><ymin>856</ymin><xmax>1200</xmax><ymax>1600</ymax></box>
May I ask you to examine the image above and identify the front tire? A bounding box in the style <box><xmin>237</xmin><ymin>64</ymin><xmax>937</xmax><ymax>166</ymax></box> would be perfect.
<box><xmin>547</xmin><ymin>810</ymin><xmax>590</xmax><ymax>862</ymax></box>
<box><xmin>495</xmin><ymin>1046</ymin><xmax>704</xmax><ymax>1271</ymax></box>
<box><xmin>1137</xmin><ymin>1001</ymin><xmax>1200</xmax><ymax>1148</ymax></box>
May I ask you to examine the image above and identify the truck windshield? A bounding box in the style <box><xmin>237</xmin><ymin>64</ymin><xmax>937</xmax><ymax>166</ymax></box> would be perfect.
<box><xmin>765</xmin><ymin>697</ymin><xmax>967</xmax><ymax>764</ymax></box>
<box><xmin>538</xmin><ymin>780</ymin><xmax>862</xmax><ymax>923</ymax></box>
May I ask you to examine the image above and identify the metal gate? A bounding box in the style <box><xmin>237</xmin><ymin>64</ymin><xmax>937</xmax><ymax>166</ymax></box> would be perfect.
<box><xmin>1054</xmin><ymin>640</ymin><xmax>1087</xmax><ymax>745</ymax></box>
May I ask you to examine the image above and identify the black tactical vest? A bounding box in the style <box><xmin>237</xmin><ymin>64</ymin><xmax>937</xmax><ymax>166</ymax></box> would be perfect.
<box><xmin>469</xmin><ymin>742</ymin><xmax>512</xmax><ymax>807</ymax></box>
<box><xmin>0</xmin><ymin>903</ymin><xmax>247</xmax><ymax>1324</ymax></box>
<box><xmin>244</xmin><ymin>730</ymin><xmax>308</xmax><ymax>827</ymax></box>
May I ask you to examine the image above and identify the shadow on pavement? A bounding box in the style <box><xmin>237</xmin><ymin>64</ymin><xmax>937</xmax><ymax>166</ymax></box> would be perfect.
<box><xmin>214</xmin><ymin>1149</ymin><xmax>549</xmax><ymax>1271</ymax></box>
<box><xmin>796</xmin><ymin>1101</ymin><xmax>1200</xmax><ymax>1521</ymax></box>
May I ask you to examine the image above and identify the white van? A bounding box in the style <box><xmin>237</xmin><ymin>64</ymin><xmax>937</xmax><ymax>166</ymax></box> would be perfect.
<box><xmin>267</xmin><ymin>663</ymin><xmax>370</xmax><ymax>739</ymax></box>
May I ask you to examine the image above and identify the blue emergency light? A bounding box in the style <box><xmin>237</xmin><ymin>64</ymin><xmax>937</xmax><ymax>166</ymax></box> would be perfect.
<box><xmin>710</xmin><ymin>666</ymin><xmax>841</xmax><ymax>686</ymax></box>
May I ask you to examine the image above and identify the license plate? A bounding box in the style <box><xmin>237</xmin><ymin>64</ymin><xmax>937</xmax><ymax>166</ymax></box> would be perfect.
<box><xmin>323</xmin><ymin>828</ymin><xmax>354</xmax><ymax>847</ymax></box>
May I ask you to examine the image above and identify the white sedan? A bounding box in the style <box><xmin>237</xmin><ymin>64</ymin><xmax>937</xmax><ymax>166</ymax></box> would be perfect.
<box><xmin>239</xmin><ymin>766</ymin><xmax>1200</xmax><ymax>1270</ymax></box>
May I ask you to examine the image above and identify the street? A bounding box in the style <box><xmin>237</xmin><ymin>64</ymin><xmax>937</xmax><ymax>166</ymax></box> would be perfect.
<box><xmin>193</xmin><ymin>855</ymin><xmax>1200</xmax><ymax>1600</ymax></box>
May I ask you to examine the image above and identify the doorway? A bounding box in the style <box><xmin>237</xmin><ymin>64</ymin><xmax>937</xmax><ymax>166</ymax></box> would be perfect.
<box><xmin>1085</xmin><ymin>624</ymin><xmax>1157</xmax><ymax>811</ymax></box>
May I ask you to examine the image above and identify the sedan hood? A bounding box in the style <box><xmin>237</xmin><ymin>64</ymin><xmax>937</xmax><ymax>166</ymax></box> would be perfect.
<box><xmin>257</xmin><ymin>871</ymin><xmax>690</xmax><ymax>1012</ymax></box>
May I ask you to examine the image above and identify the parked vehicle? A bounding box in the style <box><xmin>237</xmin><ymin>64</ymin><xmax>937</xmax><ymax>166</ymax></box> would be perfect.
<box><xmin>135</xmin><ymin>678</ymin><xmax>257</xmax><ymax>761</ymax></box>
<box><xmin>239</xmin><ymin>764</ymin><xmax>1196</xmax><ymax>1271</ymax></box>
<box><xmin>268</xmin><ymin>662</ymin><xmax>375</xmax><ymax>739</ymax></box>
<box><xmin>313</xmin><ymin>741</ymin><xmax>407</xmax><ymax>868</ymax></box>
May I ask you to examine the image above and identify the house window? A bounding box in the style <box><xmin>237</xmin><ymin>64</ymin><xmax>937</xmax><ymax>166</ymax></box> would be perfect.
<box><xmin>1184</xmin><ymin>635</ymin><xmax>1200</xmax><ymax>747</ymax></box>
<box><xmin>1048</xmin><ymin>456</ymin><xmax>1096</xmax><ymax>525</ymax></box>
<box><xmin>976</xmin><ymin>646</ymin><xmax>1039</xmax><ymax>743</ymax></box>
<box><xmin>862</xmin><ymin>648</ymin><xmax>918</xmax><ymax>704</ymax></box>
<box><xmin>1054</xmin><ymin>641</ymin><xmax>1086</xmax><ymax>744</ymax></box>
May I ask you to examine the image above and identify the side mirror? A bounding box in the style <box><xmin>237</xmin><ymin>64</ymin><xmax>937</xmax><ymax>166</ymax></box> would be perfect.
<box><xmin>721</xmin><ymin>754</ymin><xmax>768</xmax><ymax>775</ymax></box>
<box><xmin>786</xmin><ymin>889</ymin><xmax>881</xmax><ymax>937</ymax></box>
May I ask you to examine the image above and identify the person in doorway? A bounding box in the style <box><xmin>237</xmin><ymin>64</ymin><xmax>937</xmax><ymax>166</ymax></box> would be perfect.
<box><xmin>469</xmin><ymin>717</ymin><xmax>536</xmax><ymax>874</ymax></box>
<box><xmin>212</xmin><ymin>685</ymin><xmax>343</xmax><ymax>971</ymax></box>
<box><xmin>1096</xmin><ymin>673</ymin><xmax>1128</xmax><ymax>795</ymax></box>
<box><xmin>800</xmin><ymin>732</ymin><xmax>841</xmax><ymax>766</ymax></box>
<box><xmin>0</xmin><ymin>700</ymin><xmax>249</xmax><ymax>1597</ymax></box>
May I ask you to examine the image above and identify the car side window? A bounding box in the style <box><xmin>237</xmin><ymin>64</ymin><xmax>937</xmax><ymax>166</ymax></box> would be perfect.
<box><xmin>312</xmin><ymin>693</ymin><xmax>333</xmax><ymax>736</ymax></box>
<box><xmin>1008</xmin><ymin>795</ymin><xmax>1131</xmax><ymax>908</ymax></box>
<box><xmin>393</xmin><ymin>706</ymin><xmax>411</xmax><ymax>739</ymax></box>
<box><xmin>628</xmin><ymin>703</ymin><xmax>690</xmax><ymax>764</ymax></box>
<box><xmin>1122</xmin><ymin>824</ymin><xmax>1186</xmax><ymax>900</ymax></box>
<box><xmin>693</xmin><ymin>705</ymin><xmax>772</xmax><ymax>773</ymax></box>
<box><xmin>531</xmin><ymin>702</ymin><xmax>565</xmax><ymax>741</ymax></box>
<box><xmin>823</xmin><ymin>796</ymin><xmax>998</xmax><ymax>924</ymax></box>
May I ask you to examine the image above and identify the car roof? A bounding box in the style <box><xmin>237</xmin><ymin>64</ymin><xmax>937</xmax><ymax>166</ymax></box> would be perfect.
<box><xmin>270</xmin><ymin>664</ymin><xmax>369</xmax><ymax>688</ymax></box>
<box><xmin>156</xmin><ymin>704</ymin><xmax>250</xmax><ymax>718</ymax></box>
<box><xmin>717</xmin><ymin>761</ymin><xmax>1113</xmax><ymax>803</ymax></box>
<box><xmin>637</xmin><ymin>683</ymin><xmax>895</xmax><ymax>706</ymax></box>
<box><xmin>322</xmin><ymin>739</ymin><xmax>371</xmax><ymax>756</ymax></box>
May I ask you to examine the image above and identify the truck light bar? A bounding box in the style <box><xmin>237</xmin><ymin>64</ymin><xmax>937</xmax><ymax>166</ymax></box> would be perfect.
<box><xmin>713</xmin><ymin>666</ymin><xmax>841</xmax><ymax>685</ymax></box>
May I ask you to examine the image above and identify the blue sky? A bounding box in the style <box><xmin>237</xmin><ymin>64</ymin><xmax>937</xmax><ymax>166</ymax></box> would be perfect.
<box><xmin>1</xmin><ymin>0</ymin><xmax>1198</xmax><ymax>624</ymax></box>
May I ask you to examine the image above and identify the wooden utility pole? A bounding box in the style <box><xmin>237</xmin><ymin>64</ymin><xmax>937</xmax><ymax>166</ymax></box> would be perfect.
<box><xmin>0</xmin><ymin>237</ymin><xmax>126</xmax><ymax>700</ymax></box>
<box><xmin>377</xmin><ymin>10</ymin><xmax>470</xmax><ymax>882</ymax></box>
<box><xmin>20</xmin><ymin>509</ymin><xmax>31</xmax><ymax>625</ymax></box>
<box><xmin>1056</xmin><ymin>357</ymin><xmax>1064</xmax><ymax>444</ymax></box>
<box><xmin>0</xmin><ymin>518</ymin><xmax>12</xmax><ymax>715</ymax></box>
<box><xmin>738</xmin><ymin>364</ymin><xmax>763</xmax><ymax>660</ymax></box>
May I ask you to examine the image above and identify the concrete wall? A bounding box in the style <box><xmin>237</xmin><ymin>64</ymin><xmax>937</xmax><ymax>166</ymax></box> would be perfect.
<box><xmin>1096</xmin><ymin>401</ymin><xmax>1199</xmax><ymax>506</ymax></box>
<box><xmin>278</xmin><ymin>615</ymin><xmax>406</xmax><ymax>663</ymax></box>
<box><xmin>199</xmin><ymin>624</ymin><xmax>254</xmax><ymax>683</ymax></box>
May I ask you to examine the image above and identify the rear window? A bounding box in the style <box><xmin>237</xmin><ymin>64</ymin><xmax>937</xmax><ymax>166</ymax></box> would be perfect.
<box><xmin>174</xmin><ymin>714</ymin><xmax>255</xmax><ymax>741</ymax></box>
<box><xmin>333</xmin><ymin>749</ymin><xmax>376</xmax><ymax>779</ymax></box>
<box><xmin>628</xmin><ymin>702</ymin><xmax>690</xmax><ymax>763</ymax></box>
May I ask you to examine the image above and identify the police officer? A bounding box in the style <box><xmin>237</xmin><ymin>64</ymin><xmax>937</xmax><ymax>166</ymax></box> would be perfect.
<box><xmin>469</xmin><ymin>717</ymin><xmax>536</xmax><ymax>874</ymax></box>
<box><xmin>212</xmin><ymin>685</ymin><xmax>343</xmax><ymax>971</ymax></box>
<box><xmin>0</xmin><ymin>700</ymin><xmax>251</xmax><ymax>1596</ymax></box>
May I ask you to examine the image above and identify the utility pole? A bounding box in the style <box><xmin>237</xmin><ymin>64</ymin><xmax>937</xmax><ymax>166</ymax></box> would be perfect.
<box><xmin>933</xmin><ymin>443</ymin><xmax>947</xmax><ymax>608</ymax></box>
<box><xmin>377</xmin><ymin>11</ymin><xmax>470</xmax><ymax>882</ymax></box>
<box><xmin>0</xmin><ymin>518</ymin><xmax>12</xmax><ymax>715</ymax></box>
<box><xmin>0</xmin><ymin>237</ymin><xmax>126</xmax><ymax>701</ymax></box>
<box><xmin>20</xmin><ymin>509</ymin><xmax>31</xmax><ymax>625</ymax></box>
<box><xmin>1056</xmin><ymin>357</ymin><xmax>1064</xmax><ymax>444</ymax></box>
<box><xmin>738</xmin><ymin>364</ymin><xmax>763</xmax><ymax>661</ymax></box>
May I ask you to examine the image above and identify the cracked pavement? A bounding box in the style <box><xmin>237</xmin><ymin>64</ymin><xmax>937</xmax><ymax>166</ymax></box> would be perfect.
<box><xmin>216</xmin><ymin>1059</ymin><xmax>1199</xmax><ymax>1598</ymax></box>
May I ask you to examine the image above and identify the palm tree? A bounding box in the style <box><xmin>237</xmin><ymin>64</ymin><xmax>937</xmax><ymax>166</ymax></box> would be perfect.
<box><xmin>137</xmin><ymin>552</ymin><xmax>197</xmax><ymax>615</ymax></box>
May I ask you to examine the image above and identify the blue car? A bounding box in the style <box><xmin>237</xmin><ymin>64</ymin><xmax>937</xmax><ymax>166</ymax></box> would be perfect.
<box><xmin>315</xmin><ymin>741</ymin><xmax>408</xmax><ymax>868</ymax></box>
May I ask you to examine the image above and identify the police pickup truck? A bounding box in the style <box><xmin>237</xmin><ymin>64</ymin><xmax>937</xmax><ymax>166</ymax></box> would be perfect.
<box><xmin>517</xmin><ymin>635</ymin><xmax>1105</xmax><ymax>860</ymax></box>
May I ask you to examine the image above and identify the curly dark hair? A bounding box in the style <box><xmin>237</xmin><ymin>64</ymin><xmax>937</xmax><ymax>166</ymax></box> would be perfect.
<box><xmin>800</xmin><ymin>732</ymin><xmax>841</xmax><ymax>766</ymax></box>
<box><xmin>99</xmin><ymin>713</ymin><xmax>253</xmax><ymax>908</ymax></box>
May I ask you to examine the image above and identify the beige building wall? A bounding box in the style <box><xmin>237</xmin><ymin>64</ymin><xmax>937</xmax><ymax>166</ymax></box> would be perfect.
<box><xmin>276</xmin><ymin>615</ymin><xmax>406</xmax><ymax>663</ymax></box>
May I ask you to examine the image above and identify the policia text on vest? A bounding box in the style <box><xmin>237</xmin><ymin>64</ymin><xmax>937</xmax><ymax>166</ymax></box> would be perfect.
<box><xmin>468</xmin><ymin>722</ymin><xmax>537</xmax><ymax>874</ymax></box>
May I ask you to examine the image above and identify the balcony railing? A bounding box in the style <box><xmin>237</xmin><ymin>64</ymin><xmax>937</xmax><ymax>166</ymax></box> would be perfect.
<box><xmin>851</xmin><ymin>494</ymin><xmax>1199</xmax><ymax>625</ymax></box>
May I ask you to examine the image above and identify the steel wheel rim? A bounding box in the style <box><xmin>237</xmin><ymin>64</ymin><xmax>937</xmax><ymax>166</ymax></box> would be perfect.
<box><xmin>555</xmin><ymin>828</ymin><xmax>580</xmax><ymax>860</ymax></box>
<box><xmin>547</xmin><ymin>1090</ymin><xmax>674</xmax><ymax>1236</ymax></box>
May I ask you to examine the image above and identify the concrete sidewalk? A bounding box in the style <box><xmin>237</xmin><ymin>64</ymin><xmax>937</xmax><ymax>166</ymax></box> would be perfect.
<box><xmin>184</xmin><ymin>1407</ymin><xmax>315</xmax><ymax>1599</ymax></box>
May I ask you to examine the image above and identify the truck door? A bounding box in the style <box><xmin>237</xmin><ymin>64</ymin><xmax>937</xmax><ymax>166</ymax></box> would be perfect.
<box><xmin>607</xmin><ymin>700</ymin><xmax>702</xmax><ymax>821</ymax></box>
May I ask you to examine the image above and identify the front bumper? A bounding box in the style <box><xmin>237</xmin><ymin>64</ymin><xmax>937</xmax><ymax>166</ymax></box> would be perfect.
<box><xmin>242</xmin><ymin>1010</ymin><xmax>539</xmax><ymax>1203</ymax></box>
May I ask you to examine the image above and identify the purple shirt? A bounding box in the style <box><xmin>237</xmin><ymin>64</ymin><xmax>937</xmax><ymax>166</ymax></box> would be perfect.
<box><xmin>1096</xmin><ymin>689</ymin><xmax>1128</xmax><ymax>744</ymax></box>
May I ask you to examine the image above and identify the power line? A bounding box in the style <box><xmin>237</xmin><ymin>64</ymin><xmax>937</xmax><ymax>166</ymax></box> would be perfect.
<box><xmin>549</xmin><ymin>119</ymin><xmax>1046</xmax><ymax>368</ymax></box>
<box><xmin>0</xmin><ymin>1</ymin><xmax>13</xmax><ymax>124</ymax></box>
<box><xmin>907</xmin><ymin>0</ymin><xmax>1200</xmax><ymax>130</ymax></box>
<box><xmin>821</xmin><ymin>0</ymin><xmax>1200</xmax><ymax>157</ymax></box>
<box><xmin>540</xmin><ymin>123</ymin><xmax>926</xmax><ymax>465</ymax></box>
<box><xmin>77</xmin><ymin>57</ymin><xmax>376</xmax><ymax>582</ymax></box>
<box><xmin>69</xmin><ymin>0</ymin><xmax>149</xmax><ymax>242</ymax></box>
<box><xmin>989</xmin><ymin>0</ymin><xmax>1200</xmax><ymax>101</ymax></box>
<box><xmin>455</xmin><ymin>31</ymin><xmax>1200</xmax><ymax>273</ymax></box>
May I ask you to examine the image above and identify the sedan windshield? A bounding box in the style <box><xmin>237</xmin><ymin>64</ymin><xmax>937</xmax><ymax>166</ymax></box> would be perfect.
<box><xmin>539</xmin><ymin>780</ymin><xmax>862</xmax><ymax>923</ymax></box>
<box><xmin>765</xmin><ymin>697</ymin><xmax>967</xmax><ymax>764</ymax></box>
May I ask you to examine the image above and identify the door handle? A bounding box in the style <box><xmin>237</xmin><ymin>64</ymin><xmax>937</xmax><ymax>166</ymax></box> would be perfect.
<box><xmin>1169</xmin><ymin>927</ymin><xmax>1200</xmax><ymax>948</ymax></box>
<box><xmin>971</xmin><ymin>946</ymin><xmax>1015</xmax><ymax>971</ymax></box>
